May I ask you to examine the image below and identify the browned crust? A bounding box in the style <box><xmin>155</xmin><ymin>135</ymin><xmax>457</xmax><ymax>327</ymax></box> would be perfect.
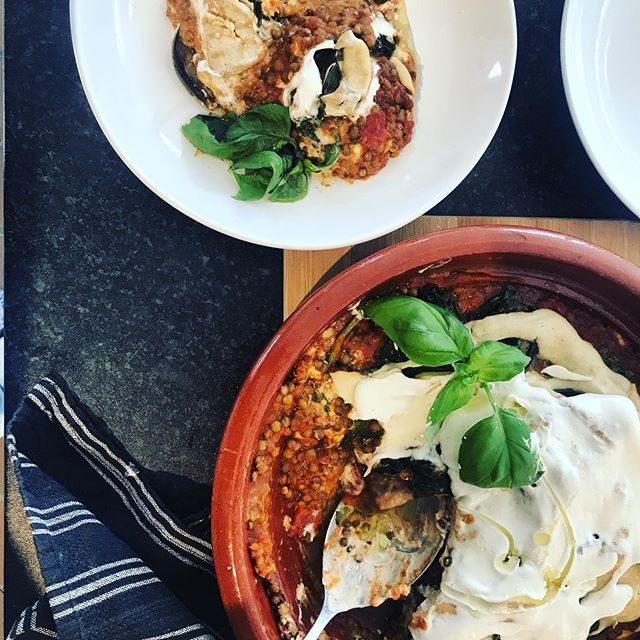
<box><xmin>167</xmin><ymin>0</ymin><xmax>202</xmax><ymax>51</ymax></box>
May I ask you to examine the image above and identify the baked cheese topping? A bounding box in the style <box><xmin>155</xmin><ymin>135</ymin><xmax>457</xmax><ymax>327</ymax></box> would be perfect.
<box><xmin>411</xmin><ymin>377</ymin><xmax>640</xmax><ymax>640</ymax></box>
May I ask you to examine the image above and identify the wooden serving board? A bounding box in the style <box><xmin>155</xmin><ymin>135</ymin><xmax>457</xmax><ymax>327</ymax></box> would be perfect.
<box><xmin>284</xmin><ymin>216</ymin><xmax>640</xmax><ymax>318</ymax></box>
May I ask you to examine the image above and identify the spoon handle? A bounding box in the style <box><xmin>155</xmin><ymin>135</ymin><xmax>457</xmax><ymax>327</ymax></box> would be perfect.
<box><xmin>304</xmin><ymin>601</ymin><xmax>336</xmax><ymax>640</ymax></box>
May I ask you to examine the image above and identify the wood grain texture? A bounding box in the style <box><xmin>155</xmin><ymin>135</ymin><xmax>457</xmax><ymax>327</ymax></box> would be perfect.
<box><xmin>284</xmin><ymin>216</ymin><xmax>640</xmax><ymax>318</ymax></box>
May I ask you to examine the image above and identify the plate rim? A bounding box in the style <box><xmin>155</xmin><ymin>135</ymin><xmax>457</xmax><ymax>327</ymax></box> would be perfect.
<box><xmin>69</xmin><ymin>0</ymin><xmax>519</xmax><ymax>250</ymax></box>
<box><xmin>560</xmin><ymin>0</ymin><xmax>639</xmax><ymax>219</ymax></box>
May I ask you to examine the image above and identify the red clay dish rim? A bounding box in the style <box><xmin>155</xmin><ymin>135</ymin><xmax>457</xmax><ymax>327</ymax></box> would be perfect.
<box><xmin>211</xmin><ymin>225</ymin><xmax>640</xmax><ymax>640</ymax></box>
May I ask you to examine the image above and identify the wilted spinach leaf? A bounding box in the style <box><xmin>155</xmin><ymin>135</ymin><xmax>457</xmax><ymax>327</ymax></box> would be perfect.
<box><xmin>303</xmin><ymin>145</ymin><xmax>340</xmax><ymax>173</ymax></box>
<box><xmin>371</xmin><ymin>35</ymin><xmax>396</xmax><ymax>57</ymax></box>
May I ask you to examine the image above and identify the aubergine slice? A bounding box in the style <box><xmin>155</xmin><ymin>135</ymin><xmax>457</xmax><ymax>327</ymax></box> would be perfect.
<box><xmin>172</xmin><ymin>31</ymin><xmax>219</xmax><ymax>111</ymax></box>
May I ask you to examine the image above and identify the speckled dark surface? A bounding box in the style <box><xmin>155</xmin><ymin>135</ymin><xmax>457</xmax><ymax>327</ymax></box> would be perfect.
<box><xmin>4</xmin><ymin>0</ymin><xmax>637</xmax><ymax>632</ymax></box>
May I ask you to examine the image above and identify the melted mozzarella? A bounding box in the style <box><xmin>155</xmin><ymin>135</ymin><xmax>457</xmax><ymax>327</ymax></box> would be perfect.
<box><xmin>283</xmin><ymin>40</ymin><xmax>334</xmax><ymax>121</ymax></box>
<box><xmin>410</xmin><ymin>376</ymin><xmax>640</xmax><ymax>640</ymax></box>
<box><xmin>541</xmin><ymin>364</ymin><xmax>592</xmax><ymax>382</ymax></box>
<box><xmin>353</xmin><ymin>63</ymin><xmax>380</xmax><ymax>119</ymax></box>
<box><xmin>372</xmin><ymin>11</ymin><xmax>396</xmax><ymax>40</ymax></box>
<box><xmin>331</xmin><ymin>363</ymin><xmax>449</xmax><ymax>467</ymax></box>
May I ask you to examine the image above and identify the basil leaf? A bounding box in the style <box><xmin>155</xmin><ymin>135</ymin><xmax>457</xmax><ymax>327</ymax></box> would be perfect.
<box><xmin>439</xmin><ymin>307</ymin><xmax>474</xmax><ymax>360</ymax></box>
<box><xmin>269</xmin><ymin>161</ymin><xmax>309</xmax><ymax>202</ymax></box>
<box><xmin>232</xmin><ymin>151</ymin><xmax>286</xmax><ymax>193</ymax></box>
<box><xmin>183</xmin><ymin>104</ymin><xmax>316</xmax><ymax>202</ymax></box>
<box><xmin>182</xmin><ymin>116</ymin><xmax>257</xmax><ymax>161</ymax></box>
<box><xmin>184</xmin><ymin>104</ymin><xmax>294</xmax><ymax>162</ymax></box>
<box><xmin>225</xmin><ymin>104</ymin><xmax>292</xmax><ymax>143</ymax></box>
<box><xmin>467</xmin><ymin>341</ymin><xmax>531</xmax><ymax>382</ymax></box>
<box><xmin>458</xmin><ymin>408</ymin><xmax>542</xmax><ymax>488</ymax></box>
<box><xmin>303</xmin><ymin>145</ymin><xmax>340</xmax><ymax>173</ymax></box>
<box><xmin>428</xmin><ymin>374</ymin><xmax>477</xmax><ymax>427</ymax></box>
<box><xmin>199</xmin><ymin>112</ymin><xmax>236</xmax><ymax>139</ymax></box>
<box><xmin>231</xmin><ymin>170</ymin><xmax>270</xmax><ymax>201</ymax></box>
<box><xmin>363</xmin><ymin>296</ymin><xmax>474</xmax><ymax>366</ymax></box>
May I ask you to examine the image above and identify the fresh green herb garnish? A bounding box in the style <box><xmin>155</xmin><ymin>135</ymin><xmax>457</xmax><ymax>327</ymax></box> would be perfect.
<box><xmin>231</xmin><ymin>151</ymin><xmax>288</xmax><ymax>201</ymax></box>
<box><xmin>466</xmin><ymin>340</ymin><xmax>531</xmax><ymax>383</ymax></box>
<box><xmin>182</xmin><ymin>104</ymin><xmax>339</xmax><ymax>203</ymax></box>
<box><xmin>269</xmin><ymin>159</ymin><xmax>309</xmax><ymax>203</ymax></box>
<box><xmin>427</xmin><ymin>365</ymin><xmax>477</xmax><ymax>426</ymax></box>
<box><xmin>363</xmin><ymin>295</ymin><xmax>543</xmax><ymax>489</ymax></box>
<box><xmin>458</xmin><ymin>403</ymin><xmax>543</xmax><ymax>489</ymax></box>
<box><xmin>362</xmin><ymin>296</ymin><xmax>474</xmax><ymax>367</ymax></box>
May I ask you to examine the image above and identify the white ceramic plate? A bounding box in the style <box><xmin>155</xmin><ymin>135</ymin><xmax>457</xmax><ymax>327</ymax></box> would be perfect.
<box><xmin>562</xmin><ymin>0</ymin><xmax>640</xmax><ymax>218</ymax></box>
<box><xmin>70</xmin><ymin>0</ymin><xmax>517</xmax><ymax>249</ymax></box>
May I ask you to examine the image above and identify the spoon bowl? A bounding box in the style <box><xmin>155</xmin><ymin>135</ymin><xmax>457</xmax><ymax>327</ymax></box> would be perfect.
<box><xmin>304</xmin><ymin>496</ymin><xmax>452</xmax><ymax>640</ymax></box>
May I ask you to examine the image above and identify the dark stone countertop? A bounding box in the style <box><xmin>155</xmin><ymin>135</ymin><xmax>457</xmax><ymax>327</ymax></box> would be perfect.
<box><xmin>4</xmin><ymin>0</ymin><xmax>636</xmax><ymax>631</ymax></box>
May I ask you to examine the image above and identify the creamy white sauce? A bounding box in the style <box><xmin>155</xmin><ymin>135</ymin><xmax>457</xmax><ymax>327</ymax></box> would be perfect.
<box><xmin>372</xmin><ymin>11</ymin><xmax>396</xmax><ymax>40</ymax></box>
<box><xmin>332</xmin><ymin>363</ymin><xmax>450</xmax><ymax>469</ymax></box>
<box><xmin>411</xmin><ymin>376</ymin><xmax>640</xmax><ymax>640</ymax></box>
<box><xmin>541</xmin><ymin>364</ymin><xmax>592</xmax><ymax>382</ymax></box>
<box><xmin>283</xmin><ymin>40</ymin><xmax>334</xmax><ymax>122</ymax></box>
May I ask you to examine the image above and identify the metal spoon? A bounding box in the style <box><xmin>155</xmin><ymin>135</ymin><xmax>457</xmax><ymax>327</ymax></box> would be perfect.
<box><xmin>304</xmin><ymin>496</ymin><xmax>451</xmax><ymax>640</ymax></box>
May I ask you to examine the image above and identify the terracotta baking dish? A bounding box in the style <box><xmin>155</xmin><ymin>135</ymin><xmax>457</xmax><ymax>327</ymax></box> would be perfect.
<box><xmin>211</xmin><ymin>226</ymin><xmax>640</xmax><ymax>640</ymax></box>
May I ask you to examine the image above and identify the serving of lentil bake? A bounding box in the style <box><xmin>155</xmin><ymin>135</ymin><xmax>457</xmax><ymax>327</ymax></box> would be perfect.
<box><xmin>167</xmin><ymin>0</ymin><xmax>417</xmax><ymax>188</ymax></box>
<box><xmin>245</xmin><ymin>273</ymin><xmax>640</xmax><ymax>640</ymax></box>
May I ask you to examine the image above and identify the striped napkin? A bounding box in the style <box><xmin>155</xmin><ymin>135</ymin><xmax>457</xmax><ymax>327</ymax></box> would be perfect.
<box><xmin>6</xmin><ymin>374</ymin><xmax>232</xmax><ymax>640</ymax></box>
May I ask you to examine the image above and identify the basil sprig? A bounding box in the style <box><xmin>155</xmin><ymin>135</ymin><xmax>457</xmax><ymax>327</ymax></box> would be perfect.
<box><xmin>459</xmin><ymin>403</ymin><xmax>543</xmax><ymax>488</ymax></box>
<box><xmin>362</xmin><ymin>296</ymin><xmax>473</xmax><ymax>366</ymax></box>
<box><xmin>363</xmin><ymin>295</ymin><xmax>543</xmax><ymax>489</ymax></box>
<box><xmin>182</xmin><ymin>104</ymin><xmax>339</xmax><ymax>203</ymax></box>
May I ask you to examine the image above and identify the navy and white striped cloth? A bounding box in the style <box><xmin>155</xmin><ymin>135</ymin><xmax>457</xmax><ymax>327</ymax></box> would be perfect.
<box><xmin>6</xmin><ymin>374</ymin><xmax>232</xmax><ymax>640</ymax></box>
